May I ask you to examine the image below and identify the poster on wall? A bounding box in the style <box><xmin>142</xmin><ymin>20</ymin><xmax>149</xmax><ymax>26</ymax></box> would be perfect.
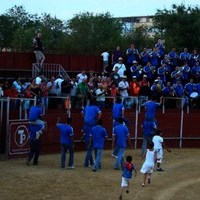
<box><xmin>9</xmin><ymin>121</ymin><xmax>30</xmax><ymax>155</ymax></box>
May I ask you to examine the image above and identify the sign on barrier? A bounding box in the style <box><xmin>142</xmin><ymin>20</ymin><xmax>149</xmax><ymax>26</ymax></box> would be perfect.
<box><xmin>9</xmin><ymin>121</ymin><xmax>30</xmax><ymax>155</ymax></box>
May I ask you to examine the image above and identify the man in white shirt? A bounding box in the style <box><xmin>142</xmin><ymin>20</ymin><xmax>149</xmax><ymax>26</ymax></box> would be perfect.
<box><xmin>77</xmin><ymin>71</ymin><xmax>88</xmax><ymax>84</ymax></box>
<box><xmin>101</xmin><ymin>48</ymin><xmax>109</xmax><ymax>73</ymax></box>
<box><xmin>112</xmin><ymin>57</ymin><xmax>126</xmax><ymax>78</ymax></box>
<box><xmin>118</xmin><ymin>76</ymin><xmax>129</xmax><ymax>103</ymax></box>
<box><xmin>95</xmin><ymin>83</ymin><xmax>106</xmax><ymax>110</ymax></box>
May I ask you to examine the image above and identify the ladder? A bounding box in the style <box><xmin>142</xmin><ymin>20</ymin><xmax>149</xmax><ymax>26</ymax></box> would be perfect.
<box><xmin>32</xmin><ymin>63</ymin><xmax>70</xmax><ymax>79</ymax></box>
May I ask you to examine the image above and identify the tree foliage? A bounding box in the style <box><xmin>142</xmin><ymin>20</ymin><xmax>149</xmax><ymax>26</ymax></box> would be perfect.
<box><xmin>66</xmin><ymin>12</ymin><xmax>123</xmax><ymax>55</ymax></box>
<box><xmin>1</xmin><ymin>4</ymin><xmax>200</xmax><ymax>54</ymax></box>
<box><xmin>153</xmin><ymin>4</ymin><xmax>200</xmax><ymax>51</ymax></box>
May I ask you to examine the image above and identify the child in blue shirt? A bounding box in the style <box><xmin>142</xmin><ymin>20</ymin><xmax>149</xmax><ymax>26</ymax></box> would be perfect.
<box><xmin>119</xmin><ymin>155</ymin><xmax>137</xmax><ymax>200</ymax></box>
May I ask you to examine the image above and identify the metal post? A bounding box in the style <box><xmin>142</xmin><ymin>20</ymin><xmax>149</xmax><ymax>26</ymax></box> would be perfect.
<box><xmin>179</xmin><ymin>98</ymin><xmax>184</xmax><ymax>148</ymax></box>
<box><xmin>162</xmin><ymin>97</ymin><xmax>165</xmax><ymax>114</ymax></box>
<box><xmin>134</xmin><ymin>99</ymin><xmax>139</xmax><ymax>149</ymax></box>
<box><xmin>5</xmin><ymin>97</ymin><xmax>10</xmax><ymax>159</ymax></box>
<box><xmin>0</xmin><ymin>98</ymin><xmax>4</xmax><ymax>155</ymax></box>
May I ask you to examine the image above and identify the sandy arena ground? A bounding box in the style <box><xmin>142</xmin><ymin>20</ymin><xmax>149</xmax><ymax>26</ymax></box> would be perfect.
<box><xmin>0</xmin><ymin>148</ymin><xmax>200</xmax><ymax>200</ymax></box>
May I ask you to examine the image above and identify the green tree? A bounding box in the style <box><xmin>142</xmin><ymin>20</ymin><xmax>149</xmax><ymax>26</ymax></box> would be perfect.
<box><xmin>122</xmin><ymin>25</ymin><xmax>154</xmax><ymax>52</ymax></box>
<box><xmin>153</xmin><ymin>4</ymin><xmax>200</xmax><ymax>52</ymax></box>
<box><xmin>66</xmin><ymin>12</ymin><xmax>123</xmax><ymax>55</ymax></box>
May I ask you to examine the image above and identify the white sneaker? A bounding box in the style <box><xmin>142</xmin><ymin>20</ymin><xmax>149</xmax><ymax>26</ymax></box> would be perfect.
<box><xmin>67</xmin><ymin>166</ymin><xmax>75</xmax><ymax>169</ymax></box>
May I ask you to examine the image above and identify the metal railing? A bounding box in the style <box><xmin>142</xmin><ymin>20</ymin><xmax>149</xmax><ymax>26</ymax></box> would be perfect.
<box><xmin>32</xmin><ymin>63</ymin><xmax>70</xmax><ymax>79</ymax></box>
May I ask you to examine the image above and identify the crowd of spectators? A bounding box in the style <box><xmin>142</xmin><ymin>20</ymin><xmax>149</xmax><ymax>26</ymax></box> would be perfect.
<box><xmin>0</xmin><ymin>40</ymin><xmax>200</xmax><ymax>110</ymax></box>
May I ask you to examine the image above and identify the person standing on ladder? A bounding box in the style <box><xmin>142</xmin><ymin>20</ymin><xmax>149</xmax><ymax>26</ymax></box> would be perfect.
<box><xmin>33</xmin><ymin>32</ymin><xmax>45</xmax><ymax>69</ymax></box>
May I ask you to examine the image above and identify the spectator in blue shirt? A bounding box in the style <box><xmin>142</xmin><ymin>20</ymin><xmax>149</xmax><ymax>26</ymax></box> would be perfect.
<box><xmin>112</xmin><ymin>118</ymin><xmax>131</xmax><ymax>170</ymax></box>
<box><xmin>56</xmin><ymin>117</ymin><xmax>74</xmax><ymax>169</ymax></box>
<box><xmin>90</xmin><ymin>119</ymin><xmax>108</xmax><ymax>172</ymax></box>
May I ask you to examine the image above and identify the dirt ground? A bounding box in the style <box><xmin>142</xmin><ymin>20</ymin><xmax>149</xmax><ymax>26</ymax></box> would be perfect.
<box><xmin>0</xmin><ymin>148</ymin><xmax>200</xmax><ymax>200</ymax></box>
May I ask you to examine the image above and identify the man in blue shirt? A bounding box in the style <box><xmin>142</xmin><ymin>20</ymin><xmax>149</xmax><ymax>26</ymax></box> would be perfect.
<box><xmin>27</xmin><ymin>123</ymin><xmax>43</xmax><ymax>166</ymax></box>
<box><xmin>141</xmin><ymin>120</ymin><xmax>157</xmax><ymax>156</ymax></box>
<box><xmin>56</xmin><ymin>117</ymin><xmax>74</xmax><ymax>169</ymax></box>
<box><xmin>81</xmin><ymin>98</ymin><xmax>102</xmax><ymax>167</ymax></box>
<box><xmin>90</xmin><ymin>119</ymin><xmax>108</xmax><ymax>172</ymax></box>
<box><xmin>141</xmin><ymin>95</ymin><xmax>162</xmax><ymax>123</ymax></box>
<box><xmin>112</xmin><ymin>118</ymin><xmax>131</xmax><ymax>170</ymax></box>
<box><xmin>29</xmin><ymin>101</ymin><xmax>45</xmax><ymax>140</ymax></box>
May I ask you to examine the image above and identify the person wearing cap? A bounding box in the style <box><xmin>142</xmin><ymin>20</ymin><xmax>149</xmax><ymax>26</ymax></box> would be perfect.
<box><xmin>112</xmin><ymin>57</ymin><xmax>127</xmax><ymax>78</ymax></box>
<box><xmin>142</xmin><ymin>61</ymin><xmax>155</xmax><ymax>84</ymax></box>
<box><xmin>129</xmin><ymin>76</ymin><xmax>140</xmax><ymax>106</ymax></box>
<box><xmin>130</xmin><ymin>60</ymin><xmax>141</xmax><ymax>80</ymax></box>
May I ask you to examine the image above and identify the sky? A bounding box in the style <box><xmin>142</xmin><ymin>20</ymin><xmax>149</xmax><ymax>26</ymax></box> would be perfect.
<box><xmin>0</xmin><ymin>0</ymin><xmax>199</xmax><ymax>21</ymax></box>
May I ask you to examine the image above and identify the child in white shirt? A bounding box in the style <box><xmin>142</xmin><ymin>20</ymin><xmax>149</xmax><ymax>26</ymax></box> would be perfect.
<box><xmin>152</xmin><ymin>129</ymin><xmax>171</xmax><ymax>172</ymax></box>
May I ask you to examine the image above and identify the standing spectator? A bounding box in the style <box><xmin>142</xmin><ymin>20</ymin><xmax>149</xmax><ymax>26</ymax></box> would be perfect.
<box><xmin>181</xmin><ymin>62</ymin><xmax>191</xmax><ymax>85</ymax></box>
<box><xmin>12</xmin><ymin>77</ymin><xmax>23</xmax><ymax>94</ymax></box>
<box><xmin>95</xmin><ymin>83</ymin><xmax>107</xmax><ymax>110</ymax></box>
<box><xmin>168</xmin><ymin>47</ymin><xmax>179</xmax><ymax>68</ymax></box>
<box><xmin>0</xmin><ymin>84</ymin><xmax>3</xmax><ymax>97</ymax></box>
<box><xmin>126</xmin><ymin>43</ymin><xmax>139</xmax><ymax>66</ymax></box>
<box><xmin>130</xmin><ymin>60</ymin><xmax>141</xmax><ymax>80</ymax></box>
<box><xmin>56</xmin><ymin>117</ymin><xmax>74</xmax><ymax>169</ymax></box>
<box><xmin>112</xmin><ymin>118</ymin><xmax>131</xmax><ymax>170</ymax></box>
<box><xmin>149</xmin><ymin>47</ymin><xmax>160</xmax><ymax>69</ymax></box>
<box><xmin>47</xmin><ymin>76</ymin><xmax>58</xmax><ymax>109</ymax></box>
<box><xmin>101</xmin><ymin>48</ymin><xmax>109</xmax><ymax>73</ymax></box>
<box><xmin>70</xmin><ymin>77</ymin><xmax>78</xmax><ymax>108</ymax></box>
<box><xmin>180</xmin><ymin>48</ymin><xmax>191</xmax><ymax>65</ymax></box>
<box><xmin>54</xmin><ymin>75</ymin><xmax>64</xmax><ymax>108</ymax></box>
<box><xmin>40</xmin><ymin>79</ymin><xmax>49</xmax><ymax>110</ymax></box>
<box><xmin>76</xmin><ymin>78</ymin><xmax>92</xmax><ymax>108</ymax></box>
<box><xmin>110</xmin><ymin>66</ymin><xmax>121</xmax><ymax>87</ymax></box>
<box><xmin>112</xmin><ymin>45</ymin><xmax>124</xmax><ymax>66</ymax></box>
<box><xmin>54</xmin><ymin>75</ymin><xmax>64</xmax><ymax>96</ymax></box>
<box><xmin>191</xmin><ymin>61</ymin><xmax>200</xmax><ymax>82</ymax></box>
<box><xmin>90</xmin><ymin>119</ymin><xmax>108</xmax><ymax>172</ymax></box>
<box><xmin>33</xmin><ymin>32</ymin><xmax>45</xmax><ymax>68</ymax></box>
<box><xmin>118</xmin><ymin>76</ymin><xmax>129</xmax><ymax>103</ymax></box>
<box><xmin>81</xmin><ymin>98</ymin><xmax>102</xmax><ymax>168</ymax></box>
<box><xmin>129</xmin><ymin>76</ymin><xmax>140</xmax><ymax>105</ymax></box>
<box><xmin>77</xmin><ymin>70</ymin><xmax>88</xmax><ymax>84</ymax></box>
<box><xmin>140</xmin><ymin>47</ymin><xmax>150</xmax><ymax>66</ymax></box>
<box><xmin>119</xmin><ymin>155</ymin><xmax>137</xmax><ymax>200</ymax></box>
<box><xmin>142</xmin><ymin>61</ymin><xmax>155</xmax><ymax>84</ymax></box>
<box><xmin>113</xmin><ymin>57</ymin><xmax>127</xmax><ymax>78</ymax></box>
<box><xmin>155</xmin><ymin>39</ymin><xmax>165</xmax><ymax>60</ymax></box>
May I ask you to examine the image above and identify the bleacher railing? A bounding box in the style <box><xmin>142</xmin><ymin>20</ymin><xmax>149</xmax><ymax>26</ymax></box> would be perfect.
<box><xmin>32</xmin><ymin>63</ymin><xmax>70</xmax><ymax>79</ymax></box>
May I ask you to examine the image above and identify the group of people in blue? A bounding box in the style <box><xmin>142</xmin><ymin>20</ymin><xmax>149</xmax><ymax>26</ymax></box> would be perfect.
<box><xmin>108</xmin><ymin>41</ymin><xmax>200</xmax><ymax>109</ymax></box>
